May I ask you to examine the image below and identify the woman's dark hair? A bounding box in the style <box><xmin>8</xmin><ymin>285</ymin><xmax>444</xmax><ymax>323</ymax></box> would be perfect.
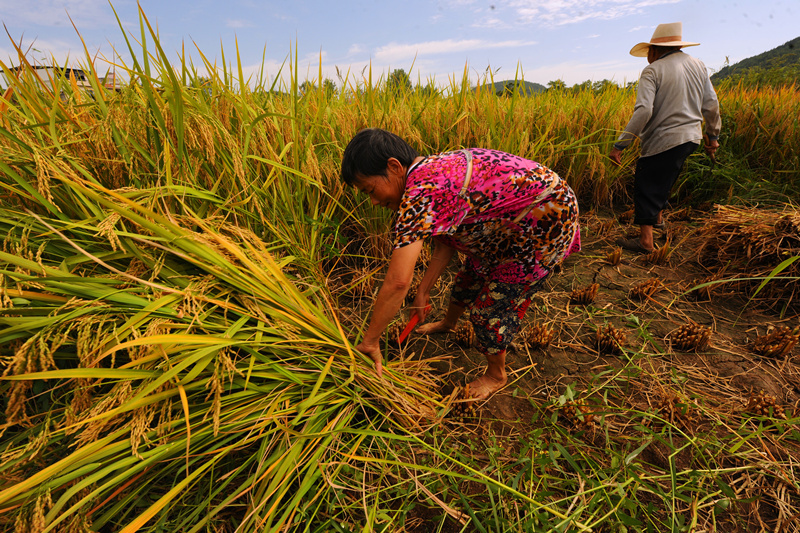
<box><xmin>340</xmin><ymin>128</ymin><xmax>419</xmax><ymax>185</ymax></box>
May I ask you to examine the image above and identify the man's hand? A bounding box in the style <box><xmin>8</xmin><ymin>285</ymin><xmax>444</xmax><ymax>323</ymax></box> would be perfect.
<box><xmin>704</xmin><ymin>138</ymin><xmax>719</xmax><ymax>161</ymax></box>
<box><xmin>355</xmin><ymin>340</ymin><xmax>383</xmax><ymax>378</ymax></box>
<box><xmin>609</xmin><ymin>148</ymin><xmax>623</xmax><ymax>166</ymax></box>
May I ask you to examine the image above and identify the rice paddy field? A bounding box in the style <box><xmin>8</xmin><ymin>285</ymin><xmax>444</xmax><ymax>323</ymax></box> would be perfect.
<box><xmin>1</xmin><ymin>15</ymin><xmax>800</xmax><ymax>533</ymax></box>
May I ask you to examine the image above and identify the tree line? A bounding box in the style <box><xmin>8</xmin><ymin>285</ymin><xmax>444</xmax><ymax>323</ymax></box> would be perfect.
<box><xmin>297</xmin><ymin>68</ymin><xmax>637</xmax><ymax>98</ymax></box>
<box><xmin>276</xmin><ymin>43</ymin><xmax>800</xmax><ymax>99</ymax></box>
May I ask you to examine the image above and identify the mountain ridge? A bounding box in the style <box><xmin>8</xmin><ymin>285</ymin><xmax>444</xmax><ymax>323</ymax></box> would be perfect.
<box><xmin>710</xmin><ymin>36</ymin><xmax>800</xmax><ymax>84</ymax></box>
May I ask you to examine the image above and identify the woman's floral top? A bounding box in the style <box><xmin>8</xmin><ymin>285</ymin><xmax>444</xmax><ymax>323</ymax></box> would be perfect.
<box><xmin>393</xmin><ymin>148</ymin><xmax>581</xmax><ymax>283</ymax></box>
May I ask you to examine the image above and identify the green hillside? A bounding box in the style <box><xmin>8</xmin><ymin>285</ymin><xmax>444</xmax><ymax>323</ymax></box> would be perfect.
<box><xmin>479</xmin><ymin>79</ymin><xmax>547</xmax><ymax>96</ymax></box>
<box><xmin>711</xmin><ymin>36</ymin><xmax>800</xmax><ymax>87</ymax></box>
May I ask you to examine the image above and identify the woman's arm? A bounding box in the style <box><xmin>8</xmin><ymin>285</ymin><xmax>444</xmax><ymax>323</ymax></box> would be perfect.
<box><xmin>356</xmin><ymin>239</ymin><xmax>424</xmax><ymax>376</ymax></box>
<box><xmin>410</xmin><ymin>239</ymin><xmax>455</xmax><ymax>321</ymax></box>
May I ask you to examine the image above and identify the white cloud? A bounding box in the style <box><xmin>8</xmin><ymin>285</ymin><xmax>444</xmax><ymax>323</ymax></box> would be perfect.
<box><xmin>507</xmin><ymin>0</ymin><xmax>681</xmax><ymax>26</ymax></box>
<box><xmin>238</xmin><ymin>59</ymin><xmax>289</xmax><ymax>86</ymax></box>
<box><xmin>302</xmin><ymin>50</ymin><xmax>328</xmax><ymax>64</ymax></box>
<box><xmin>374</xmin><ymin>38</ymin><xmax>537</xmax><ymax>63</ymax></box>
<box><xmin>347</xmin><ymin>44</ymin><xmax>365</xmax><ymax>56</ymax></box>
<box><xmin>226</xmin><ymin>19</ymin><xmax>254</xmax><ymax>29</ymax></box>
<box><xmin>0</xmin><ymin>36</ymin><xmax>112</xmax><ymax>68</ymax></box>
<box><xmin>473</xmin><ymin>17</ymin><xmax>507</xmax><ymax>29</ymax></box>
<box><xmin>0</xmin><ymin>0</ymin><xmax>120</xmax><ymax>28</ymax></box>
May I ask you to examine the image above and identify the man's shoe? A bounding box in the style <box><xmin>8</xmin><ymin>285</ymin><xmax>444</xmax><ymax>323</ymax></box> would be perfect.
<box><xmin>616</xmin><ymin>237</ymin><xmax>655</xmax><ymax>254</ymax></box>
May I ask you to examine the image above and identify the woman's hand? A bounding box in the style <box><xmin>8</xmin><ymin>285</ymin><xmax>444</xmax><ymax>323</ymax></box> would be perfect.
<box><xmin>355</xmin><ymin>241</ymin><xmax>422</xmax><ymax>378</ymax></box>
<box><xmin>410</xmin><ymin>292</ymin><xmax>431</xmax><ymax>323</ymax></box>
<box><xmin>355</xmin><ymin>340</ymin><xmax>383</xmax><ymax>378</ymax></box>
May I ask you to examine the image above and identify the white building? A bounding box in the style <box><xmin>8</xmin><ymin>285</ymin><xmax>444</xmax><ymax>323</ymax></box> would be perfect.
<box><xmin>0</xmin><ymin>65</ymin><xmax>95</xmax><ymax>94</ymax></box>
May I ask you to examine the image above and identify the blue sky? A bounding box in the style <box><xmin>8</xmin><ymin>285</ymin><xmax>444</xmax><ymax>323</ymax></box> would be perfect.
<box><xmin>1</xmin><ymin>0</ymin><xmax>797</xmax><ymax>88</ymax></box>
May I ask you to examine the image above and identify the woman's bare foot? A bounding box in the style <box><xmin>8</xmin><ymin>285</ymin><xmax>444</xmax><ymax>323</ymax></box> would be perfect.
<box><xmin>416</xmin><ymin>320</ymin><xmax>455</xmax><ymax>335</ymax></box>
<box><xmin>463</xmin><ymin>350</ymin><xmax>507</xmax><ymax>403</ymax></box>
<box><xmin>465</xmin><ymin>371</ymin><xmax>507</xmax><ymax>401</ymax></box>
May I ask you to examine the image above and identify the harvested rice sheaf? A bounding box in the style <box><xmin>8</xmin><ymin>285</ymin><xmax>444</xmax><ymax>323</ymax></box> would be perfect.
<box><xmin>643</xmin><ymin>244</ymin><xmax>671</xmax><ymax>265</ymax></box>
<box><xmin>744</xmin><ymin>390</ymin><xmax>786</xmax><ymax>419</ymax></box>
<box><xmin>596</xmin><ymin>324</ymin><xmax>626</xmax><ymax>354</ymax></box>
<box><xmin>747</xmin><ymin>326</ymin><xmax>799</xmax><ymax>358</ymax></box>
<box><xmin>560</xmin><ymin>398</ymin><xmax>596</xmax><ymax>430</ymax></box>
<box><xmin>595</xmin><ymin>219</ymin><xmax>615</xmax><ymax>237</ymax></box>
<box><xmin>775</xmin><ymin>213</ymin><xmax>800</xmax><ymax>241</ymax></box>
<box><xmin>629</xmin><ymin>278</ymin><xmax>663</xmax><ymax>300</ymax></box>
<box><xmin>404</xmin><ymin>277</ymin><xmax>421</xmax><ymax>306</ymax></box>
<box><xmin>618</xmin><ymin>208</ymin><xmax>634</xmax><ymax>224</ymax></box>
<box><xmin>454</xmin><ymin>321</ymin><xmax>476</xmax><ymax>348</ymax></box>
<box><xmin>672</xmin><ymin>323</ymin><xmax>712</xmax><ymax>352</ymax></box>
<box><xmin>657</xmin><ymin>394</ymin><xmax>697</xmax><ymax>425</ymax></box>
<box><xmin>687</xmin><ymin>275</ymin><xmax>718</xmax><ymax>300</ymax></box>
<box><xmin>521</xmin><ymin>323</ymin><xmax>555</xmax><ymax>350</ymax></box>
<box><xmin>450</xmin><ymin>384</ymin><xmax>477</xmax><ymax>419</ymax></box>
<box><xmin>606</xmin><ymin>247</ymin><xmax>622</xmax><ymax>266</ymax></box>
<box><xmin>570</xmin><ymin>283</ymin><xmax>599</xmax><ymax>305</ymax></box>
<box><xmin>348</xmin><ymin>266</ymin><xmax>375</xmax><ymax>300</ymax></box>
<box><xmin>387</xmin><ymin>323</ymin><xmax>402</xmax><ymax>345</ymax></box>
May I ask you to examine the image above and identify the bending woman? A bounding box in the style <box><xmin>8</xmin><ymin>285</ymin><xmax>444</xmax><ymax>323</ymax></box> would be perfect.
<box><xmin>341</xmin><ymin>128</ymin><xmax>581</xmax><ymax>400</ymax></box>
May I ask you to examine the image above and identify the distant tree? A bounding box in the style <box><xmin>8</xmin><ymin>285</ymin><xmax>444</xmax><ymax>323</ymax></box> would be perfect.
<box><xmin>191</xmin><ymin>76</ymin><xmax>212</xmax><ymax>96</ymax></box>
<box><xmin>299</xmin><ymin>80</ymin><xmax>315</xmax><ymax>96</ymax></box>
<box><xmin>721</xmin><ymin>64</ymin><xmax>800</xmax><ymax>89</ymax></box>
<box><xmin>592</xmin><ymin>79</ymin><xmax>619</xmax><ymax>93</ymax></box>
<box><xmin>547</xmin><ymin>79</ymin><xmax>567</xmax><ymax>92</ymax></box>
<box><xmin>387</xmin><ymin>68</ymin><xmax>412</xmax><ymax>94</ymax></box>
<box><xmin>299</xmin><ymin>78</ymin><xmax>337</xmax><ymax>98</ymax></box>
<box><xmin>322</xmin><ymin>78</ymin><xmax>336</xmax><ymax>98</ymax></box>
<box><xmin>419</xmin><ymin>81</ymin><xmax>439</xmax><ymax>96</ymax></box>
<box><xmin>570</xmin><ymin>80</ymin><xmax>593</xmax><ymax>93</ymax></box>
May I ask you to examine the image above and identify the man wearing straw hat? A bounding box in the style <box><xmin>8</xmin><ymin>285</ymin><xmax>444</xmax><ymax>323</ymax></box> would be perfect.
<box><xmin>610</xmin><ymin>22</ymin><xmax>721</xmax><ymax>253</ymax></box>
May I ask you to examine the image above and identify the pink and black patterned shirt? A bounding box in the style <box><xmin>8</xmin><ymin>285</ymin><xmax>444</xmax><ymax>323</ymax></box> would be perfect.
<box><xmin>393</xmin><ymin>149</ymin><xmax>581</xmax><ymax>284</ymax></box>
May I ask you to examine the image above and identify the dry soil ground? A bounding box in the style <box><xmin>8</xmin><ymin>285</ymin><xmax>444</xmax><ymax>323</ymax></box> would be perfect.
<box><xmin>381</xmin><ymin>210</ymin><xmax>800</xmax><ymax>531</ymax></box>
<box><xmin>395</xmin><ymin>211</ymin><xmax>799</xmax><ymax>413</ymax></box>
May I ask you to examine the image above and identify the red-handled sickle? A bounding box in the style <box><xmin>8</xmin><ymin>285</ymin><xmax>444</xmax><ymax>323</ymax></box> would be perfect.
<box><xmin>397</xmin><ymin>305</ymin><xmax>431</xmax><ymax>344</ymax></box>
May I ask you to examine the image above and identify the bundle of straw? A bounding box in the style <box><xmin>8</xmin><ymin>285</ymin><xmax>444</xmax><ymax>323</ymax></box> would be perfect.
<box><xmin>0</xmin><ymin>181</ymin><xmax>442</xmax><ymax>531</ymax></box>
<box><xmin>698</xmin><ymin>205</ymin><xmax>800</xmax><ymax>308</ymax></box>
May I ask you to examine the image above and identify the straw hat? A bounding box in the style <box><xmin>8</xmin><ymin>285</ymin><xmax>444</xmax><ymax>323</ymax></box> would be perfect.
<box><xmin>630</xmin><ymin>22</ymin><xmax>700</xmax><ymax>57</ymax></box>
